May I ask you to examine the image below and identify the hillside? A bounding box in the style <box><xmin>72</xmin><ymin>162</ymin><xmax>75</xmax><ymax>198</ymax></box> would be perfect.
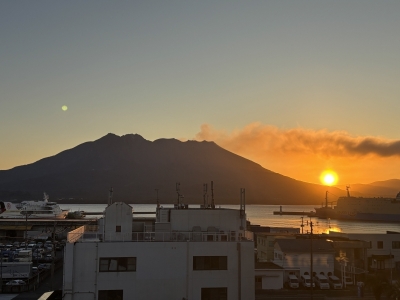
<box><xmin>0</xmin><ymin>133</ymin><xmax>355</xmax><ymax>204</ymax></box>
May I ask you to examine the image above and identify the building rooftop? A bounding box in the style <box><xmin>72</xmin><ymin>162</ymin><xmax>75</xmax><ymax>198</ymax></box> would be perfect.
<box><xmin>275</xmin><ymin>238</ymin><xmax>334</xmax><ymax>253</ymax></box>
<box><xmin>255</xmin><ymin>261</ymin><xmax>283</xmax><ymax>270</ymax></box>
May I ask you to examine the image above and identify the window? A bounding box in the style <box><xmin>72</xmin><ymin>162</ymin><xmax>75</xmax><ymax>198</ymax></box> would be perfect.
<box><xmin>193</xmin><ymin>256</ymin><xmax>227</xmax><ymax>270</ymax></box>
<box><xmin>377</xmin><ymin>241</ymin><xmax>383</xmax><ymax>249</ymax></box>
<box><xmin>98</xmin><ymin>290</ymin><xmax>123</xmax><ymax>300</ymax></box>
<box><xmin>392</xmin><ymin>241</ymin><xmax>400</xmax><ymax>249</ymax></box>
<box><xmin>201</xmin><ymin>287</ymin><xmax>227</xmax><ymax>300</ymax></box>
<box><xmin>255</xmin><ymin>276</ymin><xmax>262</xmax><ymax>289</ymax></box>
<box><xmin>116</xmin><ymin>226</ymin><xmax>121</xmax><ymax>232</ymax></box>
<box><xmin>99</xmin><ymin>257</ymin><xmax>136</xmax><ymax>272</ymax></box>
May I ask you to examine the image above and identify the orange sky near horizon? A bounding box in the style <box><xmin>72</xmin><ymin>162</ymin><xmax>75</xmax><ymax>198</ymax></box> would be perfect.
<box><xmin>195</xmin><ymin>123</ymin><xmax>400</xmax><ymax>185</ymax></box>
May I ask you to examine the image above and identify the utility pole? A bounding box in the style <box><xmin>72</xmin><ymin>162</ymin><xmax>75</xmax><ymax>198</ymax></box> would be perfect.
<box><xmin>51</xmin><ymin>216</ymin><xmax>57</xmax><ymax>290</ymax></box>
<box><xmin>310</xmin><ymin>219</ymin><xmax>314</xmax><ymax>300</ymax></box>
<box><xmin>300</xmin><ymin>217</ymin><xmax>304</xmax><ymax>234</ymax></box>
<box><xmin>155</xmin><ymin>189</ymin><xmax>159</xmax><ymax>208</ymax></box>
<box><xmin>25</xmin><ymin>211</ymin><xmax>28</xmax><ymax>249</ymax></box>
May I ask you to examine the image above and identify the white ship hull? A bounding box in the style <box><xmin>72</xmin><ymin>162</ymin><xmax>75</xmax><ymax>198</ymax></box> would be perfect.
<box><xmin>0</xmin><ymin>193</ymin><xmax>69</xmax><ymax>219</ymax></box>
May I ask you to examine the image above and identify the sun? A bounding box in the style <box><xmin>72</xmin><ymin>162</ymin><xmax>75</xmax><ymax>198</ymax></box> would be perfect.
<box><xmin>62</xmin><ymin>105</ymin><xmax>68</xmax><ymax>111</ymax></box>
<box><xmin>320</xmin><ymin>170</ymin><xmax>338</xmax><ymax>186</ymax></box>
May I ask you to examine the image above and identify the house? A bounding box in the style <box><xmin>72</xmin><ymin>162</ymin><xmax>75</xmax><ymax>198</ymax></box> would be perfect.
<box><xmin>256</xmin><ymin>233</ymin><xmax>296</xmax><ymax>262</ymax></box>
<box><xmin>329</xmin><ymin>231</ymin><xmax>400</xmax><ymax>274</ymax></box>
<box><xmin>327</xmin><ymin>235</ymin><xmax>370</xmax><ymax>284</ymax></box>
<box><xmin>255</xmin><ymin>262</ymin><xmax>284</xmax><ymax>290</ymax></box>
<box><xmin>272</xmin><ymin>238</ymin><xmax>335</xmax><ymax>280</ymax></box>
<box><xmin>63</xmin><ymin>202</ymin><xmax>255</xmax><ymax>300</ymax></box>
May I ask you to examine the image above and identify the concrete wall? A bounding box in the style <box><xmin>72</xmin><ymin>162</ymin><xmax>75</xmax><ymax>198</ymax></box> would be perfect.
<box><xmin>168</xmin><ymin>209</ymin><xmax>243</xmax><ymax>232</ymax></box>
<box><xmin>255</xmin><ymin>269</ymin><xmax>284</xmax><ymax>290</ymax></box>
<box><xmin>104</xmin><ymin>202</ymin><xmax>132</xmax><ymax>241</ymax></box>
<box><xmin>63</xmin><ymin>240</ymin><xmax>254</xmax><ymax>300</ymax></box>
<box><xmin>346</xmin><ymin>233</ymin><xmax>399</xmax><ymax>269</ymax></box>
<box><xmin>273</xmin><ymin>250</ymin><xmax>334</xmax><ymax>277</ymax></box>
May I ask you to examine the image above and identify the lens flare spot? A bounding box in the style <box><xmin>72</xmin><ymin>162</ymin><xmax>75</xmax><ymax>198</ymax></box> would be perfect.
<box><xmin>320</xmin><ymin>170</ymin><xmax>338</xmax><ymax>186</ymax></box>
<box><xmin>62</xmin><ymin>105</ymin><xmax>68</xmax><ymax>111</ymax></box>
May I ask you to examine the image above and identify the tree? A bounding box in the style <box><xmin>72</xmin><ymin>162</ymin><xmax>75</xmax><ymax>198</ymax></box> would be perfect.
<box><xmin>365</xmin><ymin>273</ymin><xmax>388</xmax><ymax>300</ymax></box>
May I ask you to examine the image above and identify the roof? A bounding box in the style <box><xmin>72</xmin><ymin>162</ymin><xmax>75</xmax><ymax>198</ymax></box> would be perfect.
<box><xmin>372</xmin><ymin>254</ymin><xmax>394</xmax><ymax>260</ymax></box>
<box><xmin>255</xmin><ymin>262</ymin><xmax>283</xmax><ymax>270</ymax></box>
<box><xmin>275</xmin><ymin>238</ymin><xmax>334</xmax><ymax>253</ymax></box>
<box><xmin>0</xmin><ymin>225</ymin><xmax>33</xmax><ymax>230</ymax></box>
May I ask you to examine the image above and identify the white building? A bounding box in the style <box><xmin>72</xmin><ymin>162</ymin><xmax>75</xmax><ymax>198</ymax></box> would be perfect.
<box><xmin>273</xmin><ymin>239</ymin><xmax>335</xmax><ymax>279</ymax></box>
<box><xmin>329</xmin><ymin>231</ymin><xmax>400</xmax><ymax>272</ymax></box>
<box><xmin>255</xmin><ymin>262</ymin><xmax>284</xmax><ymax>290</ymax></box>
<box><xmin>63</xmin><ymin>202</ymin><xmax>255</xmax><ymax>300</ymax></box>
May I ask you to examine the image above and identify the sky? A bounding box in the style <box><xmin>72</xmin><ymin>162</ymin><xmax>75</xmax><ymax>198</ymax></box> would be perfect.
<box><xmin>1</xmin><ymin>1</ymin><xmax>399</xmax><ymax>185</ymax></box>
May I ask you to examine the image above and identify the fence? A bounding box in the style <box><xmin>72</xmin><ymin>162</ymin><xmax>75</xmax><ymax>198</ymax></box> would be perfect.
<box><xmin>67</xmin><ymin>230</ymin><xmax>254</xmax><ymax>243</ymax></box>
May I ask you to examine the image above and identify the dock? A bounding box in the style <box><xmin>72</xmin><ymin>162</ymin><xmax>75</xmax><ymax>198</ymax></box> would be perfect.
<box><xmin>273</xmin><ymin>211</ymin><xmax>311</xmax><ymax>216</ymax></box>
<box><xmin>273</xmin><ymin>206</ymin><xmax>313</xmax><ymax>216</ymax></box>
<box><xmin>84</xmin><ymin>211</ymin><xmax>156</xmax><ymax>215</ymax></box>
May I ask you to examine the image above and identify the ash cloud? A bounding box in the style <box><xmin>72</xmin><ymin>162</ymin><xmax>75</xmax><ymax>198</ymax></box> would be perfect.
<box><xmin>195</xmin><ymin>123</ymin><xmax>400</xmax><ymax>158</ymax></box>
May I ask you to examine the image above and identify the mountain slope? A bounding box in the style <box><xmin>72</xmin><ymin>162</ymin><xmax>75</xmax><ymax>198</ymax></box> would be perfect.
<box><xmin>0</xmin><ymin>133</ymin><xmax>348</xmax><ymax>204</ymax></box>
<box><xmin>336</xmin><ymin>179</ymin><xmax>400</xmax><ymax>198</ymax></box>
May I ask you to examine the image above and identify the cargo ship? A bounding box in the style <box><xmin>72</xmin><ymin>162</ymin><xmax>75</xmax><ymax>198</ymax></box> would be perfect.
<box><xmin>313</xmin><ymin>187</ymin><xmax>400</xmax><ymax>222</ymax></box>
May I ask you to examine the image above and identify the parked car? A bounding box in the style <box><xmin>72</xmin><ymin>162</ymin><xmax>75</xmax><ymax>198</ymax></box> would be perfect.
<box><xmin>6</xmin><ymin>280</ymin><xmax>26</xmax><ymax>285</ymax></box>
<box><xmin>345</xmin><ymin>276</ymin><xmax>354</xmax><ymax>286</ymax></box>
<box><xmin>27</xmin><ymin>243</ymin><xmax>36</xmax><ymax>250</ymax></box>
<box><xmin>328</xmin><ymin>275</ymin><xmax>343</xmax><ymax>289</ymax></box>
<box><xmin>287</xmin><ymin>274</ymin><xmax>299</xmax><ymax>289</ymax></box>
<box><xmin>314</xmin><ymin>274</ymin><xmax>330</xmax><ymax>289</ymax></box>
<box><xmin>44</xmin><ymin>254</ymin><xmax>53</xmax><ymax>261</ymax></box>
<box><xmin>301</xmin><ymin>275</ymin><xmax>315</xmax><ymax>288</ymax></box>
<box><xmin>38</xmin><ymin>263</ymin><xmax>52</xmax><ymax>270</ymax></box>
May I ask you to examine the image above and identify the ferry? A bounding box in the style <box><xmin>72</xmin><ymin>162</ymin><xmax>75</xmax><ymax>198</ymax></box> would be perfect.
<box><xmin>0</xmin><ymin>193</ymin><xmax>68</xmax><ymax>219</ymax></box>
<box><xmin>314</xmin><ymin>187</ymin><xmax>400</xmax><ymax>222</ymax></box>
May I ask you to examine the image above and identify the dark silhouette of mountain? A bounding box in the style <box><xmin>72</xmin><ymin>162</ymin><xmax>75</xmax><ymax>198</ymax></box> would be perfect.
<box><xmin>337</xmin><ymin>179</ymin><xmax>400</xmax><ymax>198</ymax></box>
<box><xmin>0</xmin><ymin>133</ymin><xmax>354</xmax><ymax>204</ymax></box>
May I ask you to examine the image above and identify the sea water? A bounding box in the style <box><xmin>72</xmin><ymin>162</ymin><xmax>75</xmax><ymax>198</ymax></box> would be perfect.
<box><xmin>59</xmin><ymin>204</ymin><xmax>400</xmax><ymax>234</ymax></box>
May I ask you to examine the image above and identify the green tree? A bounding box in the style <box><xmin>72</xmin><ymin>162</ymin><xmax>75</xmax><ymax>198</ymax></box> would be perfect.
<box><xmin>365</xmin><ymin>273</ymin><xmax>388</xmax><ymax>300</ymax></box>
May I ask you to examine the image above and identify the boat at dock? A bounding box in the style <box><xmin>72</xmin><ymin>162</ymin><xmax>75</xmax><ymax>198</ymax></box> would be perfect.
<box><xmin>314</xmin><ymin>188</ymin><xmax>400</xmax><ymax>222</ymax></box>
<box><xmin>0</xmin><ymin>193</ymin><xmax>68</xmax><ymax>219</ymax></box>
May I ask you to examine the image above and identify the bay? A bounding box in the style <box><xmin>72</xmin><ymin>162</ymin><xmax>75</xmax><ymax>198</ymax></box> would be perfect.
<box><xmin>60</xmin><ymin>204</ymin><xmax>400</xmax><ymax>234</ymax></box>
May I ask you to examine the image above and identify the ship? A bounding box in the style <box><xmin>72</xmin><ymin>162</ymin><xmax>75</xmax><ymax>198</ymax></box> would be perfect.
<box><xmin>314</xmin><ymin>187</ymin><xmax>400</xmax><ymax>222</ymax></box>
<box><xmin>0</xmin><ymin>192</ymin><xmax>69</xmax><ymax>219</ymax></box>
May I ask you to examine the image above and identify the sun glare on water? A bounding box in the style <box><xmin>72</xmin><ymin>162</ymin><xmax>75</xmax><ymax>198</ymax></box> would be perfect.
<box><xmin>320</xmin><ymin>170</ymin><xmax>338</xmax><ymax>186</ymax></box>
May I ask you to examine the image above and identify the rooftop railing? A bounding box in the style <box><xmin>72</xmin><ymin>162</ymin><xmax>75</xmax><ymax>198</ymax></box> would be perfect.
<box><xmin>68</xmin><ymin>229</ymin><xmax>254</xmax><ymax>243</ymax></box>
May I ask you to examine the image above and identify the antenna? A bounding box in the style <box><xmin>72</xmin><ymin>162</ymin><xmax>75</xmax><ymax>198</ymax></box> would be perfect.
<box><xmin>325</xmin><ymin>191</ymin><xmax>328</xmax><ymax>208</ymax></box>
<box><xmin>176</xmin><ymin>182</ymin><xmax>183</xmax><ymax>206</ymax></box>
<box><xmin>346</xmin><ymin>186</ymin><xmax>351</xmax><ymax>197</ymax></box>
<box><xmin>203</xmin><ymin>183</ymin><xmax>208</xmax><ymax>208</ymax></box>
<box><xmin>108</xmin><ymin>187</ymin><xmax>113</xmax><ymax>206</ymax></box>
<box><xmin>155</xmin><ymin>189</ymin><xmax>159</xmax><ymax>209</ymax></box>
<box><xmin>240</xmin><ymin>188</ymin><xmax>246</xmax><ymax>229</ymax></box>
<box><xmin>211</xmin><ymin>181</ymin><xmax>215</xmax><ymax>209</ymax></box>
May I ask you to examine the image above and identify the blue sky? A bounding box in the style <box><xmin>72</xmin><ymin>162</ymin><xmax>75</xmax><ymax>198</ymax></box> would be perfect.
<box><xmin>1</xmin><ymin>1</ymin><xmax>399</xmax><ymax>184</ymax></box>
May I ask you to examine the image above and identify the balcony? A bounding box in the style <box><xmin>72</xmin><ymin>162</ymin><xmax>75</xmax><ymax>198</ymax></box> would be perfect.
<box><xmin>67</xmin><ymin>226</ymin><xmax>253</xmax><ymax>243</ymax></box>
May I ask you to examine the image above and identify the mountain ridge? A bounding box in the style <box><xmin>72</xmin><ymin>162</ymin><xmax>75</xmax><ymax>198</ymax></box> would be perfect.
<box><xmin>0</xmin><ymin>133</ymin><xmax>398</xmax><ymax>204</ymax></box>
